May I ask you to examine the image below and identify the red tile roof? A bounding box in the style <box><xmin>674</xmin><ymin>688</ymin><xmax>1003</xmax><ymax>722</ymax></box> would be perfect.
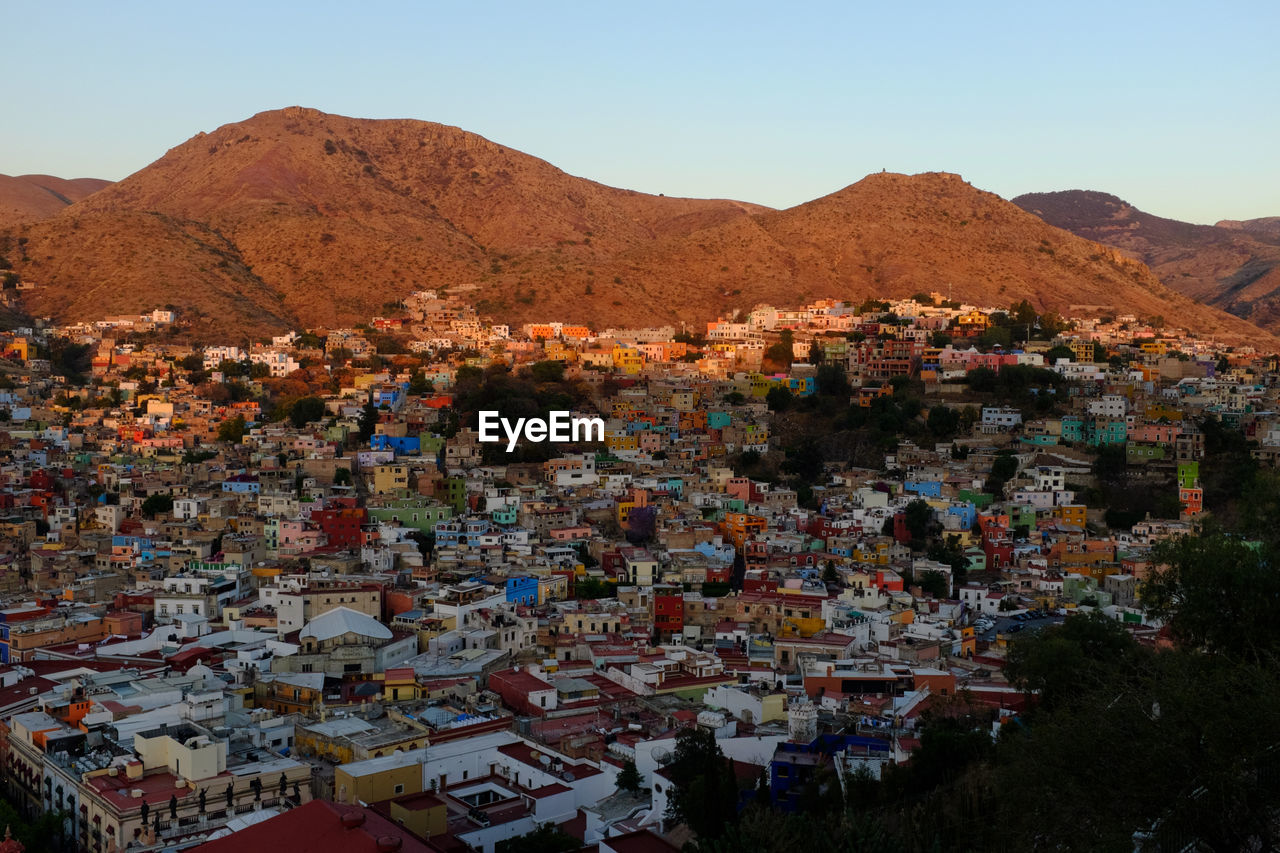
<box><xmin>193</xmin><ymin>799</ymin><xmax>441</xmax><ymax>852</ymax></box>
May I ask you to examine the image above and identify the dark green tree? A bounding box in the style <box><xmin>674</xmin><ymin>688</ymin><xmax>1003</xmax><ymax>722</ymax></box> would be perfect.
<box><xmin>140</xmin><ymin>494</ymin><xmax>174</xmax><ymax>519</ymax></box>
<box><xmin>217</xmin><ymin>414</ymin><xmax>246</xmax><ymax>443</ymax></box>
<box><xmin>915</xmin><ymin>569</ymin><xmax>949</xmax><ymax>599</ymax></box>
<box><xmin>664</xmin><ymin>727</ymin><xmax>740</xmax><ymax>840</ymax></box>
<box><xmin>358</xmin><ymin>401</ymin><xmax>380</xmax><ymax>442</ymax></box>
<box><xmin>1145</xmin><ymin>530</ymin><xmax>1280</xmax><ymax>663</ymax></box>
<box><xmin>1045</xmin><ymin>344</ymin><xmax>1075</xmax><ymax>363</ymax></box>
<box><xmin>617</xmin><ymin>759</ymin><xmax>643</xmax><ymax>794</ymax></box>
<box><xmin>987</xmin><ymin>452</ymin><xmax>1018</xmax><ymax>495</ymax></box>
<box><xmin>765</xmin><ymin>386</ymin><xmax>793</xmax><ymax>412</ymax></box>
<box><xmin>289</xmin><ymin>396</ymin><xmax>325</xmax><ymax>428</ymax></box>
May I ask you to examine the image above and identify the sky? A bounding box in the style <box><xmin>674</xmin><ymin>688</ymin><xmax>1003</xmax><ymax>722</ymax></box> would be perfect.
<box><xmin>3</xmin><ymin>1</ymin><xmax>1277</xmax><ymax>224</ymax></box>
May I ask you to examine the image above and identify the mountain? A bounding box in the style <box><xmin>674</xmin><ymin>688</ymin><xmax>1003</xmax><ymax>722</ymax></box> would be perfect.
<box><xmin>0</xmin><ymin>174</ymin><xmax>111</xmax><ymax>227</ymax></box>
<box><xmin>3</xmin><ymin>107</ymin><xmax>1269</xmax><ymax>342</ymax></box>
<box><xmin>1217</xmin><ymin>216</ymin><xmax>1280</xmax><ymax>242</ymax></box>
<box><xmin>1012</xmin><ymin>191</ymin><xmax>1280</xmax><ymax>332</ymax></box>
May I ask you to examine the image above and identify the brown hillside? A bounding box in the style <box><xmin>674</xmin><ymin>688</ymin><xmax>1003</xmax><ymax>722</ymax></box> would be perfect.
<box><xmin>1013</xmin><ymin>191</ymin><xmax>1280</xmax><ymax>333</ymax></box>
<box><xmin>4</xmin><ymin>108</ymin><xmax>1270</xmax><ymax>344</ymax></box>
<box><xmin>0</xmin><ymin>174</ymin><xmax>111</xmax><ymax>227</ymax></box>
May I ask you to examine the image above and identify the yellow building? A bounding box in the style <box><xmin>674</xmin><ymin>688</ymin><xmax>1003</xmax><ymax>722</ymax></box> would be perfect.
<box><xmin>2</xmin><ymin>336</ymin><xmax>30</xmax><ymax>361</ymax></box>
<box><xmin>388</xmin><ymin>794</ymin><xmax>449</xmax><ymax>838</ymax></box>
<box><xmin>538</xmin><ymin>574</ymin><xmax>569</xmax><ymax>604</ymax></box>
<box><xmin>1069</xmin><ymin>340</ymin><xmax>1096</xmax><ymax>363</ymax></box>
<box><xmin>372</xmin><ymin>463</ymin><xmax>410</xmax><ymax>495</ymax></box>
<box><xmin>612</xmin><ymin>345</ymin><xmax>644</xmax><ymax>375</ymax></box>
<box><xmin>606</xmin><ymin>431</ymin><xmax>639</xmax><ymax>453</ymax></box>
<box><xmin>334</xmin><ymin>753</ymin><xmax>424</xmax><ymax>805</ymax></box>
<box><xmin>1053</xmin><ymin>504</ymin><xmax>1088</xmax><ymax>528</ymax></box>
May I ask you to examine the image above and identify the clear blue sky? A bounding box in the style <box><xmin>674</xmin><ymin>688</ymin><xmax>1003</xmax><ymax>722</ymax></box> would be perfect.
<box><xmin>3</xmin><ymin>0</ymin><xmax>1277</xmax><ymax>223</ymax></box>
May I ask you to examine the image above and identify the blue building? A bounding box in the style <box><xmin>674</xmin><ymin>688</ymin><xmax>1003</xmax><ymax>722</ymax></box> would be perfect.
<box><xmin>904</xmin><ymin>480</ymin><xmax>942</xmax><ymax>499</ymax></box>
<box><xmin>221</xmin><ymin>474</ymin><xmax>260</xmax><ymax>494</ymax></box>
<box><xmin>506</xmin><ymin>577</ymin><xmax>538</xmax><ymax>607</ymax></box>
<box><xmin>769</xmin><ymin>735</ymin><xmax>891</xmax><ymax>812</ymax></box>
<box><xmin>370</xmin><ymin>434</ymin><xmax>421</xmax><ymax>455</ymax></box>
<box><xmin>945</xmin><ymin>501</ymin><xmax>978</xmax><ymax>531</ymax></box>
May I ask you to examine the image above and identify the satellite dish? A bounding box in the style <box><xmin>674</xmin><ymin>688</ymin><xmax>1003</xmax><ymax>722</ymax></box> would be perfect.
<box><xmin>539</xmin><ymin>755</ymin><xmax>551</xmax><ymax>767</ymax></box>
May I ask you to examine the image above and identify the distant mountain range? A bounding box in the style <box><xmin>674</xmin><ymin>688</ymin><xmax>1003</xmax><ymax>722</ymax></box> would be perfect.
<box><xmin>1013</xmin><ymin>191</ymin><xmax>1280</xmax><ymax>333</ymax></box>
<box><xmin>0</xmin><ymin>107</ymin><xmax>1270</xmax><ymax>342</ymax></box>
<box><xmin>0</xmin><ymin>174</ymin><xmax>112</xmax><ymax>227</ymax></box>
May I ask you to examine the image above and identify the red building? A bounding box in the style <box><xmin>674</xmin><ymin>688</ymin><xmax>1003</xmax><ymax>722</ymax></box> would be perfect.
<box><xmin>487</xmin><ymin>668</ymin><xmax>557</xmax><ymax>716</ymax></box>
<box><xmin>311</xmin><ymin>506</ymin><xmax>368</xmax><ymax>549</ymax></box>
<box><xmin>653</xmin><ymin>586</ymin><xmax>684</xmax><ymax>639</ymax></box>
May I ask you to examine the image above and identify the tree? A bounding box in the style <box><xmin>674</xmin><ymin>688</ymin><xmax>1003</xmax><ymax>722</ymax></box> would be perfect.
<box><xmin>1011</xmin><ymin>299</ymin><xmax>1038</xmax><ymax>330</ymax></box>
<box><xmin>807</xmin><ymin>339</ymin><xmax>825</xmax><ymax>365</ymax></box>
<box><xmin>333</xmin><ymin>467</ymin><xmax>352</xmax><ymax>487</ymax></box>
<box><xmin>916</xmin><ymin>569</ymin><xmax>949</xmax><ymax>599</ymax></box>
<box><xmin>780</xmin><ymin>437</ymin><xmax>823</xmax><ymax>481</ymax></box>
<box><xmin>617</xmin><ymin>759</ymin><xmax>643</xmax><ymax>794</ymax></box>
<box><xmin>217</xmin><ymin>414</ymin><xmax>246</xmax><ymax>443</ymax></box>
<box><xmin>406</xmin><ymin>530</ymin><xmax>434</xmax><ymax>559</ymax></box>
<box><xmin>1145</xmin><ymin>530</ymin><xmax>1280</xmax><ymax>663</ymax></box>
<box><xmin>289</xmin><ymin>396</ymin><xmax>325</xmax><ymax>429</ymax></box>
<box><xmin>822</xmin><ymin>560</ymin><xmax>839</xmax><ymax>584</ymax></box>
<box><xmin>966</xmin><ymin>366</ymin><xmax>997</xmax><ymax>392</ymax></box>
<box><xmin>930</xmin><ymin>331</ymin><xmax>952</xmax><ymax>347</ymax></box>
<box><xmin>903</xmin><ymin>499</ymin><xmax>934</xmax><ymax>544</ymax></box>
<box><xmin>1006</xmin><ymin>611</ymin><xmax>1141</xmax><ymax>711</ymax></box>
<box><xmin>816</xmin><ymin>363</ymin><xmax>849</xmax><ymax>397</ymax></box>
<box><xmin>528</xmin><ymin>360</ymin><xmax>566</xmax><ymax>383</ymax></box>
<box><xmin>358</xmin><ymin>401</ymin><xmax>380</xmax><ymax>442</ymax></box>
<box><xmin>409</xmin><ymin>370</ymin><xmax>433</xmax><ymax>395</ymax></box>
<box><xmin>1045</xmin><ymin>344</ymin><xmax>1075</xmax><ymax>363</ymax></box>
<box><xmin>1038</xmin><ymin>311</ymin><xmax>1068</xmax><ymax>337</ymax></box>
<box><xmin>765</xmin><ymin>386</ymin><xmax>792</xmax><ymax>412</ymax></box>
<box><xmin>987</xmin><ymin>452</ymin><xmax>1018</xmax><ymax>495</ymax></box>
<box><xmin>664</xmin><ymin>727</ymin><xmax>739</xmax><ymax>840</ymax></box>
<box><xmin>765</xmin><ymin>330</ymin><xmax>794</xmax><ymax>370</ymax></box>
<box><xmin>926</xmin><ymin>404</ymin><xmax>959</xmax><ymax>437</ymax></box>
<box><xmin>978</xmin><ymin>325</ymin><xmax>1012</xmax><ymax>350</ymax></box>
<box><xmin>141</xmin><ymin>494</ymin><xmax>174</xmax><ymax>519</ymax></box>
<box><xmin>571</xmin><ymin>576</ymin><xmax>608</xmax><ymax>599</ymax></box>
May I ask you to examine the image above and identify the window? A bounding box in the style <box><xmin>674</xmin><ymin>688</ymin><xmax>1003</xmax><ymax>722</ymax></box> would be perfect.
<box><xmin>393</xmin><ymin>784</ymin><xmax>404</xmax><ymax>795</ymax></box>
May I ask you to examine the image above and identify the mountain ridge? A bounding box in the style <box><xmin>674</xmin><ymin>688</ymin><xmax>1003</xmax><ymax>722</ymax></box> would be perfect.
<box><xmin>0</xmin><ymin>173</ymin><xmax>112</xmax><ymax>228</ymax></box>
<box><xmin>3</xmin><ymin>107</ymin><xmax>1271</xmax><ymax>344</ymax></box>
<box><xmin>1013</xmin><ymin>190</ymin><xmax>1280</xmax><ymax>332</ymax></box>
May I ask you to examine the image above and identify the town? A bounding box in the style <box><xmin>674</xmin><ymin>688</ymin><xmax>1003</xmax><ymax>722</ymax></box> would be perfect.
<box><xmin>0</xmin><ymin>286</ymin><xmax>1274</xmax><ymax>852</ymax></box>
